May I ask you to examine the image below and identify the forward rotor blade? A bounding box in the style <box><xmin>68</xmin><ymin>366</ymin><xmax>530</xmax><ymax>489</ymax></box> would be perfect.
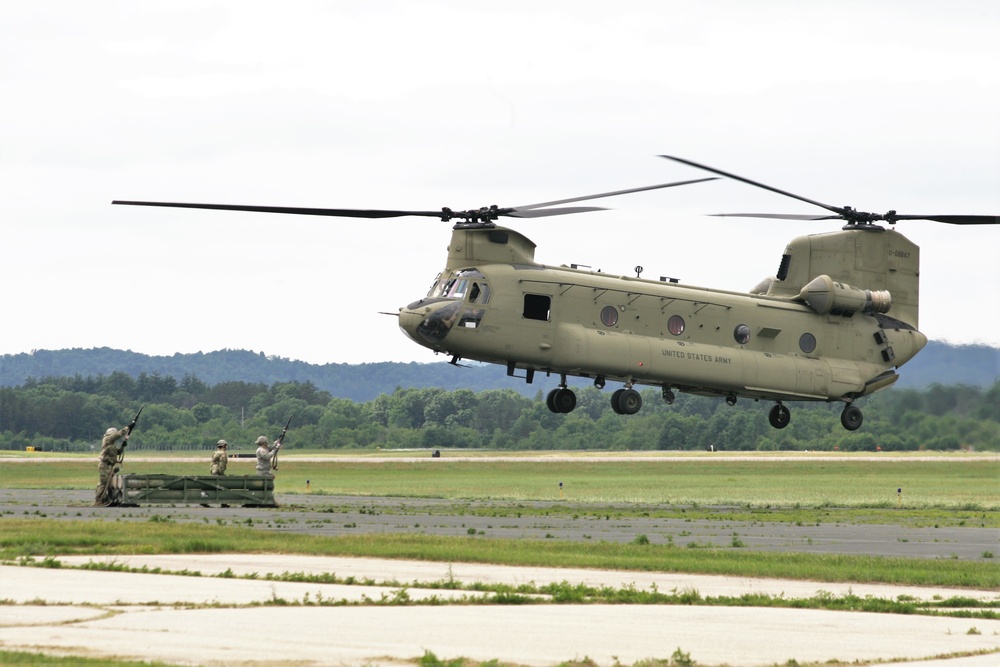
<box><xmin>511</xmin><ymin>177</ymin><xmax>717</xmax><ymax>212</ymax></box>
<box><xmin>114</xmin><ymin>176</ymin><xmax>719</xmax><ymax>223</ymax></box>
<box><xmin>112</xmin><ymin>201</ymin><xmax>445</xmax><ymax>219</ymax></box>
<box><xmin>508</xmin><ymin>206</ymin><xmax>608</xmax><ymax>218</ymax></box>
<box><xmin>660</xmin><ymin>155</ymin><xmax>845</xmax><ymax>216</ymax></box>
<box><xmin>890</xmin><ymin>214</ymin><xmax>999</xmax><ymax>225</ymax></box>
<box><xmin>710</xmin><ymin>213</ymin><xmax>842</xmax><ymax>221</ymax></box>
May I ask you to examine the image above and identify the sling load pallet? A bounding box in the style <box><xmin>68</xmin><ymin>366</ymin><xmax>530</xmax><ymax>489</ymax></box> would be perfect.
<box><xmin>108</xmin><ymin>473</ymin><xmax>275</xmax><ymax>507</ymax></box>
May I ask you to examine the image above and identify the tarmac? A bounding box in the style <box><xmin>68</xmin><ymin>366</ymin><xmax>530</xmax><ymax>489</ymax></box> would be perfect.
<box><xmin>1</xmin><ymin>554</ymin><xmax>999</xmax><ymax>667</ymax></box>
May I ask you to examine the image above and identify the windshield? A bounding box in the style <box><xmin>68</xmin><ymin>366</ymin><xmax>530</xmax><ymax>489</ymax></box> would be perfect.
<box><xmin>430</xmin><ymin>269</ymin><xmax>489</xmax><ymax>304</ymax></box>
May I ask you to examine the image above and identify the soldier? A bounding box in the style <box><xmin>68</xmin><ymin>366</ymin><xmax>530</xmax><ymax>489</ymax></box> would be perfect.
<box><xmin>254</xmin><ymin>435</ymin><xmax>281</xmax><ymax>476</ymax></box>
<box><xmin>211</xmin><ymin>440</ymin><xmax>228</xmax><ymax>475</ymax></box>
<box><xmin>95</xmin><ymin>424</ymin><xmax>131</xmax><ymax>505</ymax></box>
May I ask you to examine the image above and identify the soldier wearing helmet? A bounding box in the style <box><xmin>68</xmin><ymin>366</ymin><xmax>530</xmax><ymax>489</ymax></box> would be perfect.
<box><xmin>211</xmin><ymin>440</ymin><xmax>229</xmax><ymax>475</ymax></box>
<box><xmin>255</xmin><ymin>435</ymin><xmax>281</xmax><ymax>476</ymax></box>
<box><xmin>95</xmin><ymin>423</ymin><xmax>132</xmax><ymax>505</ymax></box>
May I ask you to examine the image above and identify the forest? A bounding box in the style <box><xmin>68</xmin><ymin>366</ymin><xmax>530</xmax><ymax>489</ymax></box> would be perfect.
<box><xmin>2</xmin><ymin>371</ymin><xmax>998</xmax><ymax>453</ymax></box>
<box><xmin>3</xmin><ymin>342</ymin><xmax>999</xmax><ymax>401</ymax></box>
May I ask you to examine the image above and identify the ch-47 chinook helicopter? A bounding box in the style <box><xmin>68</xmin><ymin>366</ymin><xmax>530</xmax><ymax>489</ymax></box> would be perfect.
<box><xmin>113</xmin><ymin>156</ymin><xmax>997</xmax><ymax>431</ymax></box>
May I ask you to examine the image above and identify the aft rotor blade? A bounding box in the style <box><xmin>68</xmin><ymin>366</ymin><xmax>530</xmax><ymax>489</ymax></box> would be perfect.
<box><xmin>660</xmin><ymin>155</ymin><xmax>845</xmax><ymax>216</ymax></box>
<box><xmin>512</xmin><ymin>177</ymin><xmax>717</xmax><ymax>212</ymax></box>
<box><xmin>112</xmin><ymin>201</ymin><xmax>445</xmax><ymax>219</ymax></box>
<box><xmin>890</xmin><ymin>214</ymin><xmax>999</xmax><ymax>225</ymax></box>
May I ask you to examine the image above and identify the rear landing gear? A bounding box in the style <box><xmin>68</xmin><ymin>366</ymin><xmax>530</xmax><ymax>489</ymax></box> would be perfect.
<box><xmin>768</xmin><ymin>403</ymin><xmax>790</xmax><ymax>429</ymax></box>
<box><xmin>841</xmin><ymin>404</ymin><xmax>863</xmax><ymax>431</ymax></box>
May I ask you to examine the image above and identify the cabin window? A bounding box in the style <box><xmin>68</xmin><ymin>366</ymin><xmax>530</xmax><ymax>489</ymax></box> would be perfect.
<box><xmin>667</xmin><ymin>315</ymin><xmax>685</xmax><ymax>336</ymax></box>
<box><xmin>799</xmin><ymin>332</ymin><xmax>817</xmax><ymax>354</ymax></box>
<box><xmin>523</xmin><ymin>294</ymin><xmax>551</xmax><ymax>321</ymax></box>
<box><xmin>600</xmin><ymin>305</ymin><xmax>619</xmax><ymax>327</ymax></box>
<box><xmin>734</xmin><ymin>324</ymin><xmax>751</xmax><ymax>345</ymax></box>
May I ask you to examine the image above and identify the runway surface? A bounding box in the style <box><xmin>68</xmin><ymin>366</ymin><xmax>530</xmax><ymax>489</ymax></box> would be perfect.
<box><xmin>1</xmin><ymin>555</ymin><xmax>999</xmax><ymax>667</ymax></box>
<box><xmin>2</xmin><ymin>488</ymin><xmax>998</xmax><ymax>561</ymax></box>
<box><xmin>1</xmin><ymin>483</ymin><xmax>998</xmax><ymax>666</ymax></box>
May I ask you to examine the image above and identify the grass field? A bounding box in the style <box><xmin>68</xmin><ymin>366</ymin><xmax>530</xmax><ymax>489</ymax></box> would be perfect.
<box><xmin>2</xmin><ymin>453</ymin><xmax>998</xmax><ymax>590</ymax></box>
<box><xmin>3</xmin><ymin>453</ymin><xmax>998</xmax><ymax>510</ymax></box>
<box><xmin>3</xmin><ymin>519</ymin><xmax>998</xmax><ymax>589</ymax></box>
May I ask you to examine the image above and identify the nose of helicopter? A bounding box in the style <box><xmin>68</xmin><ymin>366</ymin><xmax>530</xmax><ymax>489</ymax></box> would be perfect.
<box><xmin>398</xmin><ymin>299</ymin><xmax>463</xmax><ymax>349</ymax></box>
<box><xmin>398</xmin><ymin>307</ymin><xmax>425</xmax><ymax>344</ymax></box>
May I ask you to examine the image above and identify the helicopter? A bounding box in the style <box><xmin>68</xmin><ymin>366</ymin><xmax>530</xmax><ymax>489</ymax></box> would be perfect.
<box><xmin>113</xmin><ymin>156</ymin><xmax>998</xmax><ymax>431</ymax></box>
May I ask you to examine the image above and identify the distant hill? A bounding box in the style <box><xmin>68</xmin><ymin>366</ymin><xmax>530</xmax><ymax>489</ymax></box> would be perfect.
<box><xmin>894</xmin><ymin>341</ymin><xmax>1000</xmax><ymax>389</ymax></box>
<box><xmin>0</xmin><ymin>341</ymin><xmax>996</xmax><ymax>401</ymax></box>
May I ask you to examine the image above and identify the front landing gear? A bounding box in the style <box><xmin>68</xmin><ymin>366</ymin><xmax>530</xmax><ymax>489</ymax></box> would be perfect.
<box><xmin>546</xmin><ymin>375</ymin><xmax>577</xmax><ymax>414</ymax></box>
<box><xmin>611</xmin><ymin>387</ymin><xmax>642</xmax><ymax>414</ymax></box>
<box><xmin>768</xmin><ymin>403</ymin><xmax>790</xmax><ymax>429</ymax></box>
<box><xmin>840</xmin><ymin>403</ymin><xmax>863</xmax><ymax>431</ymax></box>
<box><xmin>546</xmin><ymin>387</ymin><xmax>577</xmax><ymax>413</ymax></box>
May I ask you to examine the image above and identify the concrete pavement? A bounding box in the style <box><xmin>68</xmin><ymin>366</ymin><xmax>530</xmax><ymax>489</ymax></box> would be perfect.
<box><xmin>2</xmin><ymin>555</ymin><xmax>999</xmax><ymax>667</ymax></box>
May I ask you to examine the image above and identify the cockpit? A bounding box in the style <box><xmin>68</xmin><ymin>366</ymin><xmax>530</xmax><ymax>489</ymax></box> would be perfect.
<box><xmin>400</xmin><ymin>268</ymin><xmax>492</xmax><ymax>347</ymax></box>
<box><xmin>429</xmin><ymin>269</ymin><xmax>491</xmax><ymax>305</ymax></box>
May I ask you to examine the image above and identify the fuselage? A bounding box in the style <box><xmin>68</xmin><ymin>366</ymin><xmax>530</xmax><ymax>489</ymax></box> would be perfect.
<box><xmin>399</xmin><ymin>225</ymin><xmax>927</xmax><ymax>405</ymax></box>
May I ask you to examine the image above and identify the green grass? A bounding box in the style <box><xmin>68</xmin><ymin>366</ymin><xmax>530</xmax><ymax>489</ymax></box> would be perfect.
<box><xmin>3</xmin><ymin>518</ymin><xmax>998</xmax><ymax>589</ymax></box>
<box><xmin>4</xmin><ymin>456</ymin><xmax>998</xmax><ymax>509</ymax></box>
<box><xmin>0</xmin><ymin>650</ymin><xmax>183</xmax><ymax>666</ymax></box>
<box><xmin>3</xmin><ymin>454</ymin><xmax>998</xmax><ymax>590</ymax></box>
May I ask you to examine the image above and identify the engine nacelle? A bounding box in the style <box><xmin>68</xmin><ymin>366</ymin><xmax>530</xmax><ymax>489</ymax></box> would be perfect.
<box><xmin>799</xmin><ymin>275</ymin><xmax>892</xmax><ymax>316</ymax></box>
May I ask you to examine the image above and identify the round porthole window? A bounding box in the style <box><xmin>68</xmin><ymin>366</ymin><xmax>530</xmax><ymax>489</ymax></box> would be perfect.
<box><xmin>734</xmin><ymin>324</ymin><xmax>751</xmax><ymax>345</ymax></box>
<box><xmin>600</xmin><ymin>305</ymin><xmax>619</xmax><ymax>327</ymax></box>
<box><xmin>667</xmin><ymin>314</ymin><xmax>685</xmax><ymax>336</ymax></box>
<box><xmin>799</xmin><ymin>332</ymin><xmax>817</xmax><ymax>354</ymax></box>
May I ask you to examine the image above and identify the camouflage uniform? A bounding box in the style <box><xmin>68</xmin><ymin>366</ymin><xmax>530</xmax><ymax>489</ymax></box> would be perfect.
<box><xmin>254</xmin><ymin>435</ymin><xmax>280</xmax><ymax>476</ymax></box>
<box><xmin>211</xmin><ymin>440</ymin><xmax>228</xmax><ymax>475</ymax></box>
<box><xmin>95</xmin><ymin>426</ymin><xmax>130</xmax><ymax>505</ymax></box>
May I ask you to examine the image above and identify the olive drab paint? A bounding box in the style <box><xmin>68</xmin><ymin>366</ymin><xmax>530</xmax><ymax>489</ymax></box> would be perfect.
<box><xmin>397</xmin><ymin>222</ymin><xmax>925</xmax><ymax>431</ymax></box>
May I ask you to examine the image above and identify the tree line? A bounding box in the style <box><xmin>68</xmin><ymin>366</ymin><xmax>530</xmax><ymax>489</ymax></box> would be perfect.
<box><xmin>3</xmin><ymin>343</ymin><xmax>999</xmax><ymax>400</ymax></box>
<box><xmin>1</xmin><ymin>372</ymin><xmax>998</xmax><ymax>453</ymax></box>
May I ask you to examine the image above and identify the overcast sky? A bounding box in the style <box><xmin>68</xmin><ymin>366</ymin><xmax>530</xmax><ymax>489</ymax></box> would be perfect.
<box><xmin>3</xmin><ymin>1</ymin><xmax>998</xmax><ymax>366</ymax></box>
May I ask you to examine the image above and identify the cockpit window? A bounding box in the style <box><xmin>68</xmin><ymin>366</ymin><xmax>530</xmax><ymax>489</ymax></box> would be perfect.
<box><xmin>470</xmin><ymin>282</ymin><xmax>490</xmax><ymax>304</ymax></box>
<box><xmin>447</xmin><ymin>279</ymin><xmax>469</xmax><ymax>299</ymax></box>
<box><xmin>426</xmin><ymin>273</ymin><xmax>442</xmax><ymax>297</ymax></box>
<box><xmin>431</xmin><ymin>269</ymin><xmax>487</xmax><ymax>301</ymax></box>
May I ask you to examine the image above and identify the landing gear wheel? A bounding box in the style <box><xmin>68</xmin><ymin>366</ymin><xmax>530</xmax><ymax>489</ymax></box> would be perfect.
<box><xmin>768</xmin><ymin>404</ymin><xmax>791</xmax><ymax>429</ymax></box>
<box><xmin>553</xmin><ymin>387</ymin><xmax>577</xmax><ymax>413</ymax></box>
<box><xmin>546</xmin><ymin>388</ymin><xmax>559</xmax><ymax>413</ymax></box>
<box><xmin>546</xmin><ymin>388</ymin><xmax>577</xmax><ymax>413</ymax></box>
<box><xmin>841</xmin><ymin>404</ymin><xmax>863</xmax><ymax>431</ymax></box>
<box><xmin>610</xmin><ymin>389</ymin><xmax>625</xmax><ymax>414</ymax></box>
<box><xmin>614</xmin><ymin>388</ymin><xmax>643</xmax><ymax>415</ymax></box>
